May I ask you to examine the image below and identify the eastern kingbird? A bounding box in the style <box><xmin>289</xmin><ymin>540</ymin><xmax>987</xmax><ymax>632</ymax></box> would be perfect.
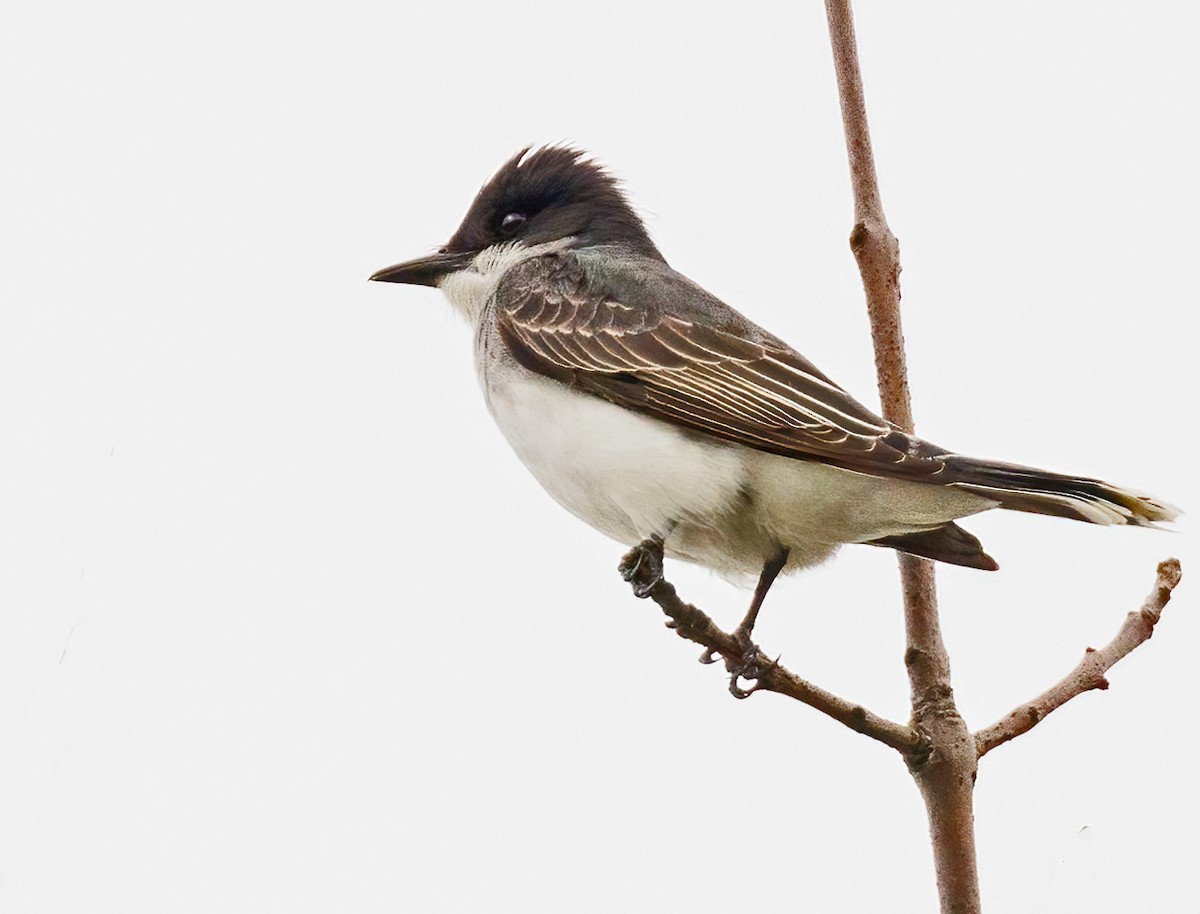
<box><xmin>371</xmin><ymin>147</ymin><xmax>1175</xmax><ymax>632</ymax></box>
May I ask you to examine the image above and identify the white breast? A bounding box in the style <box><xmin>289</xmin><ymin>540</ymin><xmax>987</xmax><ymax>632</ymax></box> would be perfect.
<box><xmin>481</xmin><ymin>353</ymin><xmax>750</xmax><ymax>552</ymax></box>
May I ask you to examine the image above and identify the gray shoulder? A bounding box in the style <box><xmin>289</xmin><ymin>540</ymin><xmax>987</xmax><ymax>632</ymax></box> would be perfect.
<box><xmin>574</xmin><ymin>247</ymin><xmax>856</xmax><ymax>391</ymax></box>
<box><xmin>547</xmin><ymin>246</ymin><xmax>791</xmax><ymax>348</ymax></box>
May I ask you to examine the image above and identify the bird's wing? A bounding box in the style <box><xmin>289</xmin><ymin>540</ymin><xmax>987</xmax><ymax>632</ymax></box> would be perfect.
<box><xmin>494</xmin><ymin>252</ymin><xmax>955</xmax><ymax>481</ymax></box>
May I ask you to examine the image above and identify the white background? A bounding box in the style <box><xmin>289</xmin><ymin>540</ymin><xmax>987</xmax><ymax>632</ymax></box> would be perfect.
<box><xmin>2</xmin><ymin>2</ymin><xmax>1196</xmax><ymax>911</ymax></box>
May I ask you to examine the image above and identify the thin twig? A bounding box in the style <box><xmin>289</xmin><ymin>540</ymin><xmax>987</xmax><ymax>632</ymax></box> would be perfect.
<box><xmin>619</xmin><ymin>544</ymin><xmax>922</xmax><ymax>755</ymax></box>
<box><xmin>974</xmin><ymin>558</ymin><xmax>1183</xmax><ymax>758</ymax></box>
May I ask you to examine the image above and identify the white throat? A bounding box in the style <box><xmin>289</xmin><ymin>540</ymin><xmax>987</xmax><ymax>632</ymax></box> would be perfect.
<box><xmin>439</xmin><ymin>239</ymin><xmax>573</xmax><ymax>326</ymax></box>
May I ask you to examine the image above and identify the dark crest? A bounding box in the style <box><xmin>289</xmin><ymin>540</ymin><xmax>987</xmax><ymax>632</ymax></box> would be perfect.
<box><xmin>444</xmin><ymin>146</ymin><xmax>663</xmax><ymax>260</ymax></box>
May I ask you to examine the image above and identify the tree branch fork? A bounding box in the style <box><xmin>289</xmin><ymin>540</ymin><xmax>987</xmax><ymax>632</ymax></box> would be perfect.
<box><xmin>619</xmin><ymin>543</ymin><xmax>1182</xmax><ymax>766</ymax></box>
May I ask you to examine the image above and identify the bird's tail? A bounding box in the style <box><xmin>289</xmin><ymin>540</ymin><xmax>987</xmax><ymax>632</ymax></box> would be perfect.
<box><xmin>944</xmin><ymin>456</ymin><xmax>1178</xmax><ymax>527</ymax></box>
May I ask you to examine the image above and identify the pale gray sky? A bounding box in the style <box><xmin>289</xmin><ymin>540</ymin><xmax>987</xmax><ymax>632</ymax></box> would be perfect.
<box><xmin>2</xmin><ymin>2</ymin><xmax>1196</xmax><ymax>911</ymax></box>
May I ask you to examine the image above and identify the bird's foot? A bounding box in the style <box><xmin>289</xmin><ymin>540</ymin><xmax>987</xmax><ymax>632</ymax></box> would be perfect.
<box><xmin>707</xmin><ymin>604</ymin><xmax>764</xmax><ymax>678</ymax></box>
<box><xmin>698</xmin><ymin>629</ymin><xmax>776</xmax><ymax>699</ymax></box>
<box><xmin>619</xmin><ymin>535</ymin><xmax>665</xmax><ymax>599</ymax></box>
<box><xmin>727</xmin><ymin>645</ymin><xmax>781</xmax><ymax>700</ymax></box>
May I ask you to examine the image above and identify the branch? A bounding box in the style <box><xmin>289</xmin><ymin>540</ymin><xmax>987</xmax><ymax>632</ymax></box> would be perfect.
<box><xmin>618</xmin><ymin>542</ymin><xmax>922</xmax><ymax>756</ymax></box>
<box><xmin>825</xmin><ymin>3</ymin><xmax>981</xmax><ymax>911</ymax></box>
<box><xmin>825</xmin><ymin>0</ymin><xmax>955</xmax><ymax>752</ymax></box>
<box><xmin>825</xmin><ymin>0</ymin><xmax>910</xmax><ymax>432</ymax></box>
<box><xmin>974</xmin><ymin>558</ymin><xmax>1183</xmax><ymax>758</ymax></box>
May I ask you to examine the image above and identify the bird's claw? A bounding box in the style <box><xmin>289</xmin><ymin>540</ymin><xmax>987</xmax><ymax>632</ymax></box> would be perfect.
<box><xmin>729</xmin><ymin>675</ymin><xmax>760</xmax><ymax>700</ymax></box>
<box><xmin>725</xmin><ymin>643</ymin><xmax>780</xmax><ymax>700</ymax></box>
<box><xmin>619</xmin><ymin>536</ymin><xmax>664</xmax><ymax>599</ymax></box>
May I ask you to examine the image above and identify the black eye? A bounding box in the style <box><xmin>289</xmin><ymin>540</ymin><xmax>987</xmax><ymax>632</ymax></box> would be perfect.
<box><xmin>499</xmin><ymin>212</ymin><xmax>526</xmax><ymax>235</ymax></box>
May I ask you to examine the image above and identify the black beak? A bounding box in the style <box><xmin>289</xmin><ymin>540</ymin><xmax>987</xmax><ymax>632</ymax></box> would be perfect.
<box><xmin>368</xmin><ymin>249</ymin><xmax>475</xmax><ymax>287</ymax></box>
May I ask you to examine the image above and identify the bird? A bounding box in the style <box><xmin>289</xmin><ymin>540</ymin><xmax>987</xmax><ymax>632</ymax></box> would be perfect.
<box><xmin>370</xmin><ymin>146</ymin><xmax>1175</xmax><ymax>643</ymax></box>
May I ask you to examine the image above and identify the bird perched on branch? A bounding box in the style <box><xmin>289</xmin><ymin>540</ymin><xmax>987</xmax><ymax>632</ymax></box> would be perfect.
<box><xmin>371</xmin><ymin>146</ymin><xmax>1175</xmax><ymax>641</ymax></box>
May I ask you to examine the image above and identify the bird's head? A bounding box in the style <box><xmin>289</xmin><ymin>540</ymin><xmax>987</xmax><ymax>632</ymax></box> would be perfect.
<box><xmin>369</xmin><ymin>146</ymin><xmax>661</xmax><ymax>288</ymax></box>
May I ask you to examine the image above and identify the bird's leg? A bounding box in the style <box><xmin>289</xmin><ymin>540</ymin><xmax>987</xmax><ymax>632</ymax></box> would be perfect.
<box><xmin>697</xmin><ymin>547</ymin><xmax>790</xmax><ymax>673</ymax></box>
<box><xmin>618</xmin><ymin>534</ymin><xmax>665</xmax><ymax>599</ymax></box>
<box><xmin>733</xmin><ymin>547</ymin><xmax>790</xmax><ymax>648</ymax></box>
<box><xmin>714</xmin><ymin>548</ymin><xmax>790</xmax><ymax>697</ymax></box>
